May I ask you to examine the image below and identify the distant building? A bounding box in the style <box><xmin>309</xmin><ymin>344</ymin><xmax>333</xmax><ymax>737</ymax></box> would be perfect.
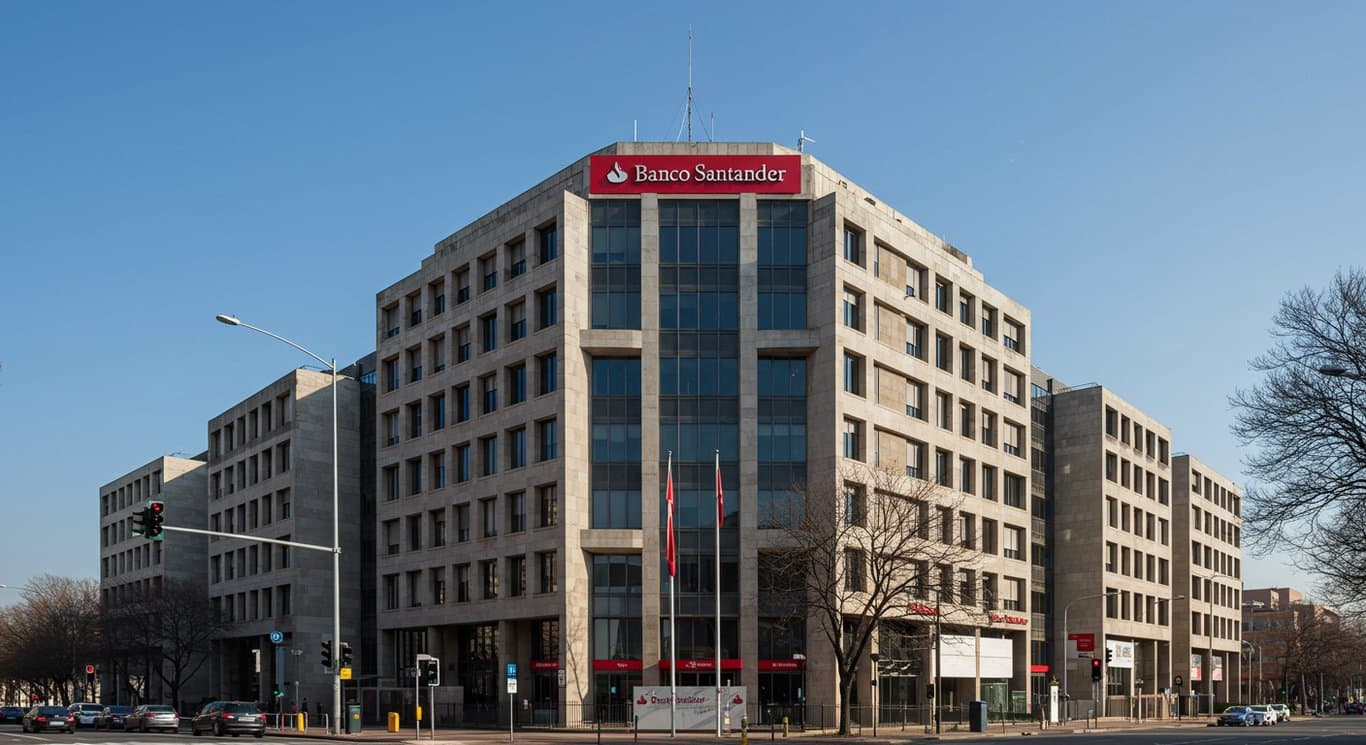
<box><xmin>98</xmin><ymin>454</ymin><xmax>210</xmax><ymax>705</ymax></box>
<box><xmin>204</xmin><ymin>359</ymin><xmax>374</xmax><ymax>711</ymax></box>
<box><xmin>1241</xmin><ymin>587</ymin><xmax>1340</xmax><ymax>702</ymax></box>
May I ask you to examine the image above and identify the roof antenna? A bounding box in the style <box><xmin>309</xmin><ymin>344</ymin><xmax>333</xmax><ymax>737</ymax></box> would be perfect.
<box><xmin>686</xmin><ymin>26</ymin><xmax>694</xmax><ymax>142</ymax></box>
<box><xmin>797</xmin><ymin>129</ymin><xmax>816</xmax><ymax>152</ymax></box>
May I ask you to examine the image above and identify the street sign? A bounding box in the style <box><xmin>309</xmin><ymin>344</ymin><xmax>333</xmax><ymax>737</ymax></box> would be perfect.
<box><xmin>340</xmin><ymin>667</ymin><xmax>352</xmax><ymax>680</ymax></box>
<box><xmin>506</xmin><ymin>663</ymin><xmax>517</xmax><ymax>678</ymax></box>
<box><xmin>270</xmin><ymin>630</ymin><xmax>284</xmax><ymax>644</ymax></box>
<box><xmin>507</xmin><ymin>678</ymin><xmax>518</xmax><ymax>694</ymax></box>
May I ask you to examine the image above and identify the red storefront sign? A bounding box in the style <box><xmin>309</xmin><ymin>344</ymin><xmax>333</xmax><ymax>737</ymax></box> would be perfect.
<box><xmin>908</xmin><ymin>603</ymin><xmax>939</xmax><ymax>616</ymax></box>
<box><xmin>658</xmin><ymin>658</ymin><xmax>743</xmax><ymax>671</ymax></box>
<box><xmin>1030</xmin><ymin>664</ymin><xmax>1050</xmax><ymax>673</ymax></box>
<box><xmin>530</xmin><ymin>660</ymin><xmax>560</xmax><ymax>671</ymax></box>
<box><xmin>593</xmin><ymin>659</ymin><xmax>643</xmax><ymax>671</ymax></box>
<box><xmin>758</xmin><ymin>659</ymin><xmax>806</xmax><ymax>672</ymax></box>
<box><xmin>1068</xmin><ymin>633</ymin><xmax>1095</xmax><ymax>652</ymax></box>
<box><xmin>589</xmin><ymin>155</ymin><xmax>801</xmax><ymax>195</ymax></box>
<box><xmin>990</xmin><ymin>613</ymin><xmax>1028</xmax><ymax>626</ymax></box>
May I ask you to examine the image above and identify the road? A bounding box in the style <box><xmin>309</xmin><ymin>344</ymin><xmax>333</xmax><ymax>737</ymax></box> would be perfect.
<box><xmin>1</xmin><ymin>716</ymin><xmax>1365</xmax><ymax>745</ymax></box>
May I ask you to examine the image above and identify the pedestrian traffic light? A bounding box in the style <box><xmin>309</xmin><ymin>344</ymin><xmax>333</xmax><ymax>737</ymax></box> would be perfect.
<box><xmin>321</xmin><ymin>640</ymin><xmax>332</xmax><ymax>669</ymax></box>
<box><xmin>146</xmin><ymin>500</ymin><xmax>165</xmax><ymax>540</ymax></box>
<box><xmin>1091</xmin><ymin>658</ymin><xmax>1103</xmax><ymax>682</ymax></box>
<box><xmin>271</xmin><ymin>686</ymin><xmax>283</xmax><ymax>699</ymax></box>
<box><xmin>340</xmin><ymin>642</ymin><xmax>353</xmax><ymax>668</ymax></box>
<box><xmin>925</xmin><ymin>683</ymin><xmax>935</xmax><ymax>699</ymax></box>
<box><xmin>422</xmin><ymin>658</ymin><xmax>440</xmax><ymax>687</ymax></box>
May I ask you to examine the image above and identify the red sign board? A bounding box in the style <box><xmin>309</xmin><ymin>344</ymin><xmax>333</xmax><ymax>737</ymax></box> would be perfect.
<box><xmin>1068</xmin><ymin>633</ymin><xmax>1095</xmax><ymax>652</ymax></box>
<box><xmin>908</xmin><ymin>603</ymin><xmax>939</xmax><ymax>616</ymax></box>
<box><xmin>530</xmin><ymin>660</ymin><xmax>560</xmax><ymax>671</ymax></box>
<box><xmin>758</xmin><ymin>659</ymin><xmax>806</xmax><ymax>672</ymax></box>
<box><xmin>659</xmin><ymin>658</ymin><xmax>743</xmax><ymax>671</ymax></box>
<box><xmin>990</xmin><ymin>613</ymin><xmax>1028</xmax><ymax>626</ymax></box>
<box><xmin>589</xmin><ymin>155</ymin><xmax>801</xmax><ymax>195</ymax></box>
<box><xmin>1030</xmin><ymin>664</ymin><xmax>1050</xmax><ymax>673</ymax></box>
<box><xmin>593</xmin><ymin>659</ymin><xmax>643</xmax><ymax>672</ymax></box>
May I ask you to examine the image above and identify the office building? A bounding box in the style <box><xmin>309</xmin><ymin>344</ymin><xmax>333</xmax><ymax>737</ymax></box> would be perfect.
<box><xmin>373</xmin><ymin>142</ymin><xmax>1036</xmax><ymax>723</ymax></box>
<box><xmin>98</xmin><ymin>454</ymin><xmax>210</xmax><ymax>705</ymax></box>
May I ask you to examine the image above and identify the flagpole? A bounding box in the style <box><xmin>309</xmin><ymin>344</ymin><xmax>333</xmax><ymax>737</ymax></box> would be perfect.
<box><xmin>714</xmin><ymin>449</ymin><xmax>723</xmax><ymax>738</ymax></box>
<box><xmin>667</xmin><ymin>452</ymin><xmax>677</xmax><ymax>738</ymax></box>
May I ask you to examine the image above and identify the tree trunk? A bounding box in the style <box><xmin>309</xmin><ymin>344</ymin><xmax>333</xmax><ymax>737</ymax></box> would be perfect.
<box><xmin>838</xmin><ymin>676</ymin><xmax>852</xmax><ymax>735</ymax></box>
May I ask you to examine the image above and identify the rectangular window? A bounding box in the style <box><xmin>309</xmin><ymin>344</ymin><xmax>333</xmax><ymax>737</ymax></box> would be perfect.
<box><xmin>538</xmin><ymin>352</ymin><xmax>558</xmax><ymax>395</ymax></box>
<box><xmin>1004</xmin><ymin>472</ymin><xmax>1026</xmax><ymax>508</ymax></box>
<box><xmin>481</xmin><ymin>374</ymin><xmax>498</xmax><ymax>414</ymax></box>
<box><xmin>480</xmin><ymin>253</ymin><xmax>498</xmax><ymax>291</ymax></box>
<box><xmin>508</xmin><ymin>555</ymin><xmax>526</xmax><ymax>597</ymax></box>
<box><xmin>843</xmin><ymin>548</ymin><xmax>864</xmax><ymax>591</ymax></box>
<box><xmin>936</xmin><ymin>449</ymin><xmax>953</xmax><ymax>487</ymax></box>
<box><xmin>538</xmin><ymin>483</ymin><xmax>558</xmax><ymax>527</ymax></box>
<box><xmin>536</xmin><ymin>286</ymin><xmax>558</xmax><ymax>329</ymax></box>
<box><xmin>538</xmin><ymin>418</ymin><xmax>558</xmax><ymax>461</ymax></box>
<box><xmin>455</xmin><ymin>443</ymin><xmax>471</xmax><ymax>482</ymax></box>
<box><xmin>842</xmin><ymin>288</ymin><xmax>863</xmax><ymax>331</ymax></box>
<box><xmin>906</xmin><ymin>320</ymin><xmax>926</xmax><ymax>359</ymax></box>
<box><xmin>509</xmin><ymin>427</ymin><xmax>527</xmax><ymax>469</ymax></box>
<box><xmin>843</xmin><ymin>352</ymin><xmax>864</xmax><ymax>396</ymax></box>
<box><xmin>509</xmin><ymin>491</ymin><xmax>526</xmax><ymax>533</ymax></box>
<box><xmin>481</xmin><ymin>498</ymin><xmax>497</xmax><ymax>538</ymax></box>
<box><xmin>455</xmin><ymin>268</ymin><xmax>470</xmax><ymax>304</ymax></box>
<box><xmin>455</xmin><ymin>504</ymin><xmax>470</xmax><ymax>542</ymax></box>
<box><xmin>508</xmin><ymin>363</ymin><xmax>527</xmax><ymax>405</ymax></box>
<box><xmin>934</xmin><ymin>277</ymin><xmax>951</xmax><ymax>313</ymax></box>
<box><xmin>843</xmin><ymin>224</ymin><xmax>863</xmax><ymax>265</ymax></box>
<box><xmin>455</xmin><ymin>564</ymin><xmax>470</xmax><ymax>602</ymax></box>
<box><xmin>481</xmin><ymin>560</ymin><xmax>498</xmax><ymax>599</ymax></box>
<box><xmin>935</xmin><ymin>333</ymin><xmax>953</xmax><ymax>372</ymax></box>
<box><xmin>538</xmin><ymin>551</ymin><xmax>558</xmax><ymax>593</ymax></box>
<box><xmin>480</xmin><ymin>435</ymin><xmax>498</xmax><ymax>477</ymax></box>
<box><xmin>537</xmin><ymin>223</ymin><xmax>558</xmax><ymax>263</ymax></box>
<box><xmin>431</xmin><ymin>393</ymin><xmax>446</xmax><ymax>430</ymax></box>
<box><xmin>480</xmin><ymin>312</ymin><xmax>498</xmax><ymax>352</ymax></box>
<box><xmin>1003</xmin><ymin>525</ymin><xmax>1023</xmax><ymax>560</ymax></box>
<box><xmin>958</xmin><ymin>291</ymin><xmax>975</xmax><ymax>326</ymax></box>
<box><xmin>456</xmin><ymin>325</ymin><xmax>471</xmax><ymax>363</ymax></box>
<box><xmin>507</xmin><ymin>238</ymin><xmax>527</xmax><ymax>278</ymax></box>
<box><xmin>591</xmin><ymin>199</ymin><xmax>642</xmax><ymax>329</ymax></box>
<box><xmin>906</xmin><ymin>378</ymin><xmax>926</xmax><ymax>419</ymax></box>
<box><xmin>842</xmin><ymin>418</ymin><xmax>863</xmax><ymax>460</ymax></box>
<box><xmin>981</xmin><ymin>464</ymin><xmax>997</xmax><ymax>501</ymax></box>
<box><xmin>508</xmin><ymin>301</ymin><xmax>527</xmax><ymax>341</ymax></box>
<box><xmin>959</xmin><ymin>345</ymin><xmax>975</xmax><ymax>382</ymax></box>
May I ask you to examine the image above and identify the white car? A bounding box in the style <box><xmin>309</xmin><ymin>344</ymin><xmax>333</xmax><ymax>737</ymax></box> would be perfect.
<box><xmin>1269</xmin><ymin>703</ymin><xmax>1291</xmax><ymax>722</ymax></box>
<box><xmin>68</xmin><ymin>703</ymin><xmax>104</xmax><ymax>728</ymax></box>
<box><xmin>1248</xmin><ymin>704</ymin><xmax>1276</xmax><ymax>725</ymax></box>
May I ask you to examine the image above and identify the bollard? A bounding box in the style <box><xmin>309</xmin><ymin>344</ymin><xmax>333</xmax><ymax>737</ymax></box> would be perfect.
<box><xmin>634</xmin><ymin>716</ymin><xmax>638</xmax><ymax>744</ymax></box>
<box><xmin>782</xmin><ymin>715</ymin><xmax>788</xmax><ymax>738</ymax></box>
<box><xmin>596</xmin><ymin>709</ymin><xmax>602</xmax><ymax>745</ymax></box>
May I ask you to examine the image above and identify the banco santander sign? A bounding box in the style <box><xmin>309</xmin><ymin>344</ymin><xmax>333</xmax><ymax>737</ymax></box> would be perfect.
<box><xmin>590</xmin><ymin>154</ymin><xmax>801</xmax><ymax>194</ymax></box>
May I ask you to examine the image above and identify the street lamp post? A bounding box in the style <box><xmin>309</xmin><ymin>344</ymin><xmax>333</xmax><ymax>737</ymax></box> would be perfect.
<box><xmin>1241</xmin><ymin>640</ymin><xmax>1261</xmax><ymax>705</ymax></box>
<box><xmin>217</xmin><ymin>314</ymin><xmax>342</xmax><ymax>735</ymax></box>
<box><xmin>1060</xmin><ymin>591</ymin><xmax>1119</xmax><ymax>722</ymax></box>
<box><xmin>869</xmin><ymin>652</ymin><xmax>879</xmax><ymax>736</ymax></box>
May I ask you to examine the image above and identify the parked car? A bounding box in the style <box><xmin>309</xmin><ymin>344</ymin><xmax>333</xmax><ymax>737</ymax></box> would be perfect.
<box><xmin>0</xmin><ymin>706</ymin><xmax>26</xmax><ymax>724</ymax></box>
<box><xmin>190</xmin><ymin>701</ymin><xmax>265</xmax><ymax>738</ymax></box>
<box><xmin>125</xmin><ymin>704</ymin><xmax>180</xmax><ymax>732</ymax></box>
<box><xmin>1269</xmin><ymin>703</ymin><xmax>1291</xmax><ymax>722</ymax></box>
<box><xmin>1249</xmin><ymin>704</ymin><xmax>1277</xmax><ymax>725</ymax></box>
<box><xmin>97</xmin><ymin>705</ymin><xmax>134</xmax><ymax>730</ymax></box>
<box><xmin>22</xmin><ymin>706</ymin><xmax>75</xmax><ymax>733</ymax></box>
<box><xmin>68</xmin><ymin>703</ymin><xmax>104</xmax><ymax>728</ymax></box>
<box><xmin>1217</xmin><ymin>706</ymin><xmax>1257</xmax><ymax>726</ymax></box>
<box><xmin>1346</xmin><ymin>701</ymin><xmax>1365</xmax><ymax>715</ymax></box>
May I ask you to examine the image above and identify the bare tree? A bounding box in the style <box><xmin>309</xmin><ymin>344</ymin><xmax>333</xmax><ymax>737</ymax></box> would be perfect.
<box><xmin>102</xmin><ymin>580</ymin><xmax>221</xmax><ymax>711</ymax></box>
<box><xmin>767</xmin><ymin>464</ymin><xmax>979</xmax><ymax>735</ymax></box>
<box><xmin>1231</xmin><ymin>268</ymin><xmax>1366</xmax><ymax>617</ymax></box>
<box><xmin>0</xmin><ymin>576</ymin><xmax>101</xmax><ymax>705</ymax></box>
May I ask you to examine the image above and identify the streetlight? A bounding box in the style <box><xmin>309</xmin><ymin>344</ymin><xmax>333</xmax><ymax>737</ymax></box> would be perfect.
<box><xmin>1060</xmin><ymin>590</ymin><xmax>1119</xmax><ymax>722</ymax></box>
<box><xmin>1241</xmin><ymin>640</ymin><xmax>1261</xmax><ymax>705</ymax></box>
<box><xmin>869</xmin><ymin>652</ymin><xmax>879</xmax><ymax>736</ymax></box>
<box><xmin>217</xmin><ymin>313</ymin><xmax>342</xmax><ymax>735</ymax></box>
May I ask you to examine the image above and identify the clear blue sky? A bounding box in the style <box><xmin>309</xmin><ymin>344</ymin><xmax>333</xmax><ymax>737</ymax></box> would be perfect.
<box><xmin>3</xmin><ymin>2</ymin><xmax>1362</xmax><ymax>597</ymax></box>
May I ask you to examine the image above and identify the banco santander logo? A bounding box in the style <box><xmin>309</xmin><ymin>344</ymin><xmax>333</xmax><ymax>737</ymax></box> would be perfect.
<box><xmin>590</xmin><ymin>154</ymin><xmax>801</xmax><ymax>195</ymax></box>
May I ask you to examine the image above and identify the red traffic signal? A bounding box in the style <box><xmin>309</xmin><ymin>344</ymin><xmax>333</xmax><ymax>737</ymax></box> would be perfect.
<box><xmin>1090</xmin><ymin>658</ymin><xmax>1103</xmax><ymax>682</ymax></box>
<box><xmin>85</xmin><ymin>664</ymin><xmax>95</xmax><ymax>675</ymax></box>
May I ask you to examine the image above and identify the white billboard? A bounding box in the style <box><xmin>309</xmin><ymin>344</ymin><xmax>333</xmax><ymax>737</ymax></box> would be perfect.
<box><xmin>939</xmin><ymin>635</ymin><xmax>1013</xmax><ymax>678</ymax></box>
<box><xmin>1105</xmin><ymin>640</ymin><xmax>1135</xmax><ymax>669</ymax></box>
<box><xmin>632</xmin><ymin>687</ymin><xmax>748</xmax><ymax>731</ymax></box>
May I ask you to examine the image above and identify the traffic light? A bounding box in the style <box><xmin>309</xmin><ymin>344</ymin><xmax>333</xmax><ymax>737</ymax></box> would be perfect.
<box><xmin>340</xmin><ymin>642</ymin><xmax>353</xmax><ymax>668</ymax></box>
<box><xmin>85</xmin><ymin>665</ymin><xmax>95</xmax><ymax>686</ymax></box>
<box><xmin>321</xmin><ymin>640</ymin><xmax>332</xmax><ymax>669</ymax></box>
<box><xmin>132</xmin><ymin>508</ymin><xmax>146</xmax><ymax>537</ymax></box>
<box><xmin>1091</xmin><ymin>658</ymin><xmax>1103</xmax><ymax>682</ymax></box>
<box><xmin>271</xmin><ymin>686</ymin><xmax>283</xmax><ymax>699</ymax></box>
<box><xmin>146</xmin><ymin>501</ymin><xmax>165</xmax><ymax>540</ymax></box>
<box><xmin>925</xmin><ymin>683</ymin><xmax>935</xmax><ymax>699</ymax></box>
<box><xmin>1105</xmin><ymin>647</ymin><xmax>1112</xmax><ymax>665</ymax></box>
<box><xmin>422</xmin><ymin>658</ymin><xmax>440</xmax><ymax>687</ymax></box>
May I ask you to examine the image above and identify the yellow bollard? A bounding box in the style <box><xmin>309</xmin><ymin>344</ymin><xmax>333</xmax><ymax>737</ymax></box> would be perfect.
<box><xmin>387</xmin><ymin>711</ymin><xmax>400</xmax><ymax>733</ymax></box>
<box><xmin>782</xmin><ymin>715</ymin><xmax>789</xmax><ymax>738</ymax></box>
<box><xmin>416</xmin><ymin>705</ymin><xmax>423</xmax><ymax>722</ymax></box>
<box><xmin>296</xmin><ymin>713</ymin><xmax>305</xmax><ymax>732</ymax></box>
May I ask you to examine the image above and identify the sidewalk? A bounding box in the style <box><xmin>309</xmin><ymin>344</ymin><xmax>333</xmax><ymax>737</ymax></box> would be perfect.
<box><xmin>267</xmin><ymin>715</ymin><xmax>1220</xmax><ymax>744</ymax></box>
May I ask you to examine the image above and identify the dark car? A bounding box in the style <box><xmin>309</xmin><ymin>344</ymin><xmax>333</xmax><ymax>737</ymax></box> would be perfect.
<box><xmin>97</xmin><ymin>705</ymin><xmax>134</xmax><ymax>730</ymax></box>
<box><xmin>0</xmin><ymin>706</ymin><xmax>26</xmax><ymax>724</ymax></box>
<box><xmin>125</xmin><ymin>704</ymin><xmax>180</xmax><ymax>732</ymax></box>
<box><xmin>191</xmin><ymin>701</ymin><xmax>265</xmax><ymax>738</ymax></box>
<box><xmin>69</xmin><ymin>703</ymin><xmax>104</xmax><ymax>728</ymax></box>
<box><xmin>22</xmin><ymin>706</ymin><xmax>75</xmax><ymax>733</ymax></box>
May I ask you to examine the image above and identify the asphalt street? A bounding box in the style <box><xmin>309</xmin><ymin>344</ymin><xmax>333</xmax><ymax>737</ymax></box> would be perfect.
<box><xmin>2</xmin><ymin>717</ymin><xmax>1365</xmax><ymax>745</ymax></box>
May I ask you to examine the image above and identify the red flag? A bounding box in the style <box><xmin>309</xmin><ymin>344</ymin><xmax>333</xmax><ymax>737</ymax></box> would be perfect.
<box><xmin>715</xmin><ymin>452</ymin><xmax>724</xmax><ymax>528</ymax></box>
<box><xmin>666</xmin><ymin>457</ymin><xmax>676</xmax><ymax>577</ymax></box>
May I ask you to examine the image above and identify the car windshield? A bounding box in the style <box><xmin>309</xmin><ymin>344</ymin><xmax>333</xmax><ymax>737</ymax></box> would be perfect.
<box><xmin>1223</xmin><ymin>706</ymin><xmax>1247</xmax><ymax>713</ymax></box>
<box><xmin>224</xmin><ymin>703</ymin><xmax>259</xmax><ymax>714</ymax></box>
<box><xmin>146</xmin><ymin>705</ymin><xmax>176</xmax><ymax>713</ymax></box>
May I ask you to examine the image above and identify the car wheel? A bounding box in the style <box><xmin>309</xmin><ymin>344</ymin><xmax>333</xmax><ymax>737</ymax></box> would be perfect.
<box><xmin>141</xmin><ymin>721</ymin><xmax>148</xmax><ymax>732</ymax></box>
<box><xmin>216</xmin><ymin>722</ymin><xmax>225</xmax><ymax>737</ymax></box>
<box><xmin>254</xmin><ymin>732</ymin><xmax>264</xmax><ymax>739</ymax></box>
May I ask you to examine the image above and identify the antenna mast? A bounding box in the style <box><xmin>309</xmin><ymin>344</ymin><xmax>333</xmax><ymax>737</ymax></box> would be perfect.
<box><xmin>798</xmin><ymin>129</ymin><xmax>816</xmax><ymax>152</ymax></box>
<box><xmin>686</xmin><ymin>26</ymin><xmax>694</xmax><ymax>142</ymax></box>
